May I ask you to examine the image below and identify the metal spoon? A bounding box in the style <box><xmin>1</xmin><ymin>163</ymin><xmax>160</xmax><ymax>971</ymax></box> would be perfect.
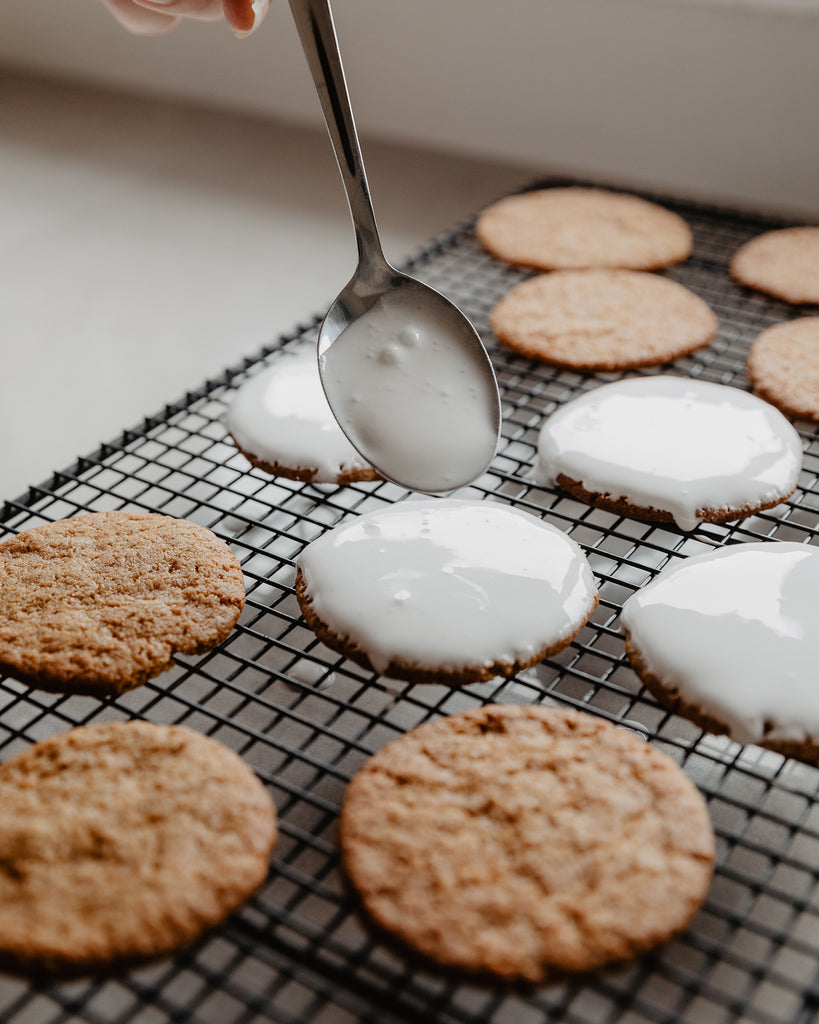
<box><xmin>288</xmin><ymin>0</ymin><xmax>501</xmax><ymax>493</ymax></box>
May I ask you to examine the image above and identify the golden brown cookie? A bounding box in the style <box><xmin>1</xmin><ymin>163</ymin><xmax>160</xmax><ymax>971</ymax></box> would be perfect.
<box><xmin>730</xmin><ymin>227</ymin><xmax>819</xmax><ymax>305</ymax></box>
<box><xmin>475</xmin><ymin>187</ymin><xmax>693</xmax><ymax>271</ymax></box>
<box><xmin>0</xmin><ymin>721</ymin><xmax>277</xmax><ymax>978</ymax></box>
<box><xmin>340</xmin><ymin>704</ymin><xmax>714</xmax><ymax>983</ymax></box>
<box><xmin>747</xmin><ymin>317</ymin><xmax>819</xmax><ymax>420</ymax></box>
<box><xmin>490</xmin><ymin>269</ymin><xmax>718</xmax><ymax>371</ymax></box>
<box><xmin>0</xmin><ymin>511</ymin><xmax>245</xmax><ymax>697</ymax></box>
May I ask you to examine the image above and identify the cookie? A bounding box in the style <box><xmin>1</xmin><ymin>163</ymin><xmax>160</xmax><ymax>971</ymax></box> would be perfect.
<box><xmin>534</xmin><ymin>376</ymin><xmax>802</xmax><ymax>531</ymax></box>
<box><xmin>295</xmin><ymin>499</ymin><xmax>598</xmax><ymax>685</ymax></box>
<box><xmin>730</xmin><ymin>227</ymin><xmax>819</xmax><ymax>305</ymax></box>
<box><xmin>490</xmin><ymin>269</ymin><xmax>718</xmax><ymax>371</ymax></box>
<box><xmin>0</xmin><ymin>720</ymin><xmax>277</xmax><ymax>977</ymax></box>
<box><xmin>621</xmin><ymin>542</ymin><xmax>819</xmax><ymax>760</ymax></box>
<box><xmin>0</xmin><ymin>510</ymin><xmax>245</xmax><ymax>696</ymax></box>
<box><xmin>225</xmin><ymin>345</ymin><xmax>379</xmax><ymax>485</ymax></box>
<box><xmin>340</xmin><ymin>703</ymin><xmax>714</xmax><ymax>983</ymax></box>
<box><xmin>747</xmin><ymin>317</ymin><xmax>819</xmax><ymax>420</ymax></box>
<box><xmin>475</xmin><ymin>187</ymin><xmax>693</xmax><ymax>271</ymax></box>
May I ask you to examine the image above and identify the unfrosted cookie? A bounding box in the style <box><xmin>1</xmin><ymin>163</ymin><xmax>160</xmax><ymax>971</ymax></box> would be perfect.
<box><xmin>340</xmin><ymin>703</ymin><xmax>714</xmax><ymax>983</ymax></box>
<box><xmin>534</xmin><ymin>376</ymin><xmax>803</xmax><ymax>530</ymax></box>
<box><xmin>295</xmin><ymin>500</ymin><xmax>598</xmax><ymax>685</ymax></box>
<box><xmin>730</xmin><ymin>227</ymin><xmax>819</xmax><ymax>305</ymax></box>
<box><xmin>747</xmin><ymin>317</ymin><xmax>819</xmax><ymax>420</ymax></box>
<box><xmin>490</xmin><ymin>269</ymin><xmax>718</xmax><ymax>371</ymax></box>
<box><xmin>621</xmin><ymin>542</ymin><xmax>819</xmax><ymax>760</ymax></box>
<box><xmin>475</xmin><ymin>187</ymin><xmax>693</xmax><ymax>271</ymax></box>
<box><xmin>0</xmin><ymin>511</ymin><xmax>245</xmax><ymax>696</ymax></box>
<box><xmin>0</xmin><ymin>720</ymin><xmax>277</xmax><ymax>977</ymax></box>
<box><xmin>225</xmin><ymin>346</ymin><xmax>379</xmax><ymax>485</ymax></box>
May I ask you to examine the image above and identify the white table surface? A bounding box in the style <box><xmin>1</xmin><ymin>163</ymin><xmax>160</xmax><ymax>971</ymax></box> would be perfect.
<box><xmin>0</xmin><ymin>70</ymin><xmax>531</xmax><ymax>504</ymax></box>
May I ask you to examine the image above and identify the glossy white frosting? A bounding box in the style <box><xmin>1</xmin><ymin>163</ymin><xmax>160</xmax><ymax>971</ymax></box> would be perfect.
<box><xmin>297</xmin><ymin>499</ymin><xmax>598</xmax><ymax>676</ymax></box>
<box><xmin>320</xmin><ymin>291</ymin><xmax>499</xmax><ymax>493</ymax></box>
<box><xmin>224</xmin><ymin>346</ymin><xmax>374</xmax><ymax>483</ymax></box>
<box><xmin>535</xmin><ymin>376</ymin><xmax>802</xmax><ymax>530</ymax></box>
<box><xmin>621</xmin><ymin>542</ymin><xmax>819</xmax><ymax>746</ymax></box>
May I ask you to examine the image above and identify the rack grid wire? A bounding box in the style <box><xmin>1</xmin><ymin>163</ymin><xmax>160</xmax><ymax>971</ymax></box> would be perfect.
<box><xmin>2</xmin><ymin>180</ymin><xmax>818</xmax><ymax>1024</ymax></box>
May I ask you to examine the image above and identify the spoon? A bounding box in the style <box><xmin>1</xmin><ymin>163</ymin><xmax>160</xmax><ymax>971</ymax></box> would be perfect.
<box><xmin>288</xmin><ymin>0</ymin><xmax>501</xmax><ymax>494</ymax></box>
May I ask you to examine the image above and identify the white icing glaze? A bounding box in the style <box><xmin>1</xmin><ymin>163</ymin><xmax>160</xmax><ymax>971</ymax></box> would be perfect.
<box><xmin>224</xmin><ymin>346</ymin><xmax>373</xmax><ymax>483</ymax></box>
<box><xmin>320</xmin><ymin>291</ymin><xmax>499</xmax><ymax>493</ymax></box>
<box><xmin>297</xmin><ymin>499</ymin><xmax>598</xmax><ymax>676</ymax></box>
<box><xmin>621</xmin><ymin>542</ymin><xmax>819</xmax><ymax>746</ymax></box>
<box><xmin>534</xmin><ymin>376</ymin><xmax>802</xmax><ymax>530</ymax></box>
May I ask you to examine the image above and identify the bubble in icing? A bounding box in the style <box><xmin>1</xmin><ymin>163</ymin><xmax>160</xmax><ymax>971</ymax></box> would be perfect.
<box><xmin>296</xmin><ymin>499</ymin><xmax>599</xmax><ymax>682</ymax></box>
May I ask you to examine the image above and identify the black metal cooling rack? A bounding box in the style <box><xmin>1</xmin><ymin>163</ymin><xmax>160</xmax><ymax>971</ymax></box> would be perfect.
<box><xmin>2</xmin><ymin>180</ymin><xmax>819</xmax><ymax>1024</ymax></box>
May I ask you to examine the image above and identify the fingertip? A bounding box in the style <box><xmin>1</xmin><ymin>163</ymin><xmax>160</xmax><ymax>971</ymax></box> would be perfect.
<box><xmin>225</xmin><ymin>0</ymin><xmax>268</xmax><ymax>37</ymax></box>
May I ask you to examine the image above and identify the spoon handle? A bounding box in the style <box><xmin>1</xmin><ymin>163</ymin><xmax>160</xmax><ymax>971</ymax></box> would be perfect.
<box><xmin>288</xmin><ymin>0</ymin><xmax>386</xmax><ymax>275</ymax></box>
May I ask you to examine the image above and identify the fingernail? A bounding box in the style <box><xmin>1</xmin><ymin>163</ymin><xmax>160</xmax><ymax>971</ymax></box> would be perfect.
<box><xmin>232</xmin><ymin>0</ymin><xmax>268</xmax><ymax>37</ymax></box>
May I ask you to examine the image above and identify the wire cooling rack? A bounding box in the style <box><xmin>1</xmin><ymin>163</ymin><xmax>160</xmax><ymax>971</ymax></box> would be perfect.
<box><xmin>2</xmin><ymin>181</ymin><xmax>819</xmax><ymax>1024</ymax></box>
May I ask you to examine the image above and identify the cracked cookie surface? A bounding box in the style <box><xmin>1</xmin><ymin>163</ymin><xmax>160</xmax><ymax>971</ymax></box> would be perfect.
<box><xmin>0</xmin><ymin>721</ymin><xmax>277</xmax><ymax>977</ymax></box>
<box><xmin>340</xmin><ymin>704</ymin><xmax>714</xmax><ymax>983</ymax></box>
<box><xmin>0</xmin><ymin>510</ymin><xmax>245</xmax><ymax>696</ymax></box>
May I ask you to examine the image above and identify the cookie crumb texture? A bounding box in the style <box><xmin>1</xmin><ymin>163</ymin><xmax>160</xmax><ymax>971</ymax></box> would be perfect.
<box><xmin>748</xmin><ymin>317</ymin><xmax>819</xmax><ymax>421</ymax></box>
<box><xmin>730</xmin><ymin>227</ymin><xmax>819</xmax><ymax>305</ymax></box>
<box><xmin>0</xmin><ymin>511</ymin><xmax>246</xmax><ymax>696</ymax></box>
<box><xmin>340</xmin><ymin>705</ymin><xmax>714</xmax><ymax>983</ymax></box>
<box><xmin>475</xmin><ymin>188</ymin><xmax>693</xmax><ymax>271</ymax></box>
<box><xmin>490</xmin><ymin>269</ymin><xmax>717</xmax><ymax>371</ymax></box>
<box><xmin>0</xmin><ymin>721</ymin><xmax>277</xmax><ymax>977</ymax></box>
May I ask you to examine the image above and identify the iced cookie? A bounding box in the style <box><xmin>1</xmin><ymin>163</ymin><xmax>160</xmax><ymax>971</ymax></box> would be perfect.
<box><xmin>621</xmin><ymin>542</ymin><xmax>819</xmax><ymax>759</ymax></box>
<box><xmin>0</xmin><ymin>511</ymin><xmax>245</xmax><ymax>696</ymax></box>
<box><xmin>490</xmin><ymin>269</ymin><xmax>718</xmax><ymax>371</ymax></box>
<box><xmin>225</xmin><ymin>345</ymin><xmax>379</xmax><ymax>485</ymax></box>
<box><xmin>534</xmin><ymin>376</ymin><xmax>802</xmax><ymax>530</ymax></box>
<box><xmin>747</xmin><ymin>317</ymin><xmax>819</xmax><ymax>421</ymax></box>
<box><xmin>340</xmin><ymin>703</ymin><xmax>715</xmax><ymax>983</ymax></box>
<box><xmin>0</xmin><ymin>721</ymin><xmax>277</xmax><ymax>977</ymax></box>
<box><xmin>730</xmin><ymin>227</ymin><xmax>819</xmax><ymax>305</ymax></box>
<box><xmin>295</xmin><ymin>500</ymin><xmax>598</xmax><ymax>685</ymax></box>
<box><xmin>475</xmin><ymin>187</ymin><xmax>693</xmax><ymax>271</ymax></box>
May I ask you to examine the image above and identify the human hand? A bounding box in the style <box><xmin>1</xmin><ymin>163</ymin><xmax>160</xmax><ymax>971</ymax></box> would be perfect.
<box><xmin>98</xmin><ymin>0</ymin><xmax>269</xmax><ymax>37</ymax></box>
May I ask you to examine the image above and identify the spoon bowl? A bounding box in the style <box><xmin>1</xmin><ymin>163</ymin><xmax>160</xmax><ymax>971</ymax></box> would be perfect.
<box><xmin>289</xmin><ymin>0</ymin><xmax>501</xmax><ymax>493</ymax></box>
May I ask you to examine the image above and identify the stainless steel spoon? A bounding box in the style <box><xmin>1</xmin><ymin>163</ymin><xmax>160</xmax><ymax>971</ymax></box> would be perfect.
<box><xmin>288</xmin><ymin>0</ymin><xmax>501</xmax><ymax>493</ymax></box>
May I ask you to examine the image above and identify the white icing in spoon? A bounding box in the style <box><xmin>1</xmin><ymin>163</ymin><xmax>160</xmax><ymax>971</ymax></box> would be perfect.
<box><xmin>320</xmin><ymin>289</ymin><xmax>500</xmax><ymax>494</ymax></box>
<box><xmin>296</xmin><ymin>499</ymin><xmax>598</xmax><ymax>677</ymax></box>
<box><xmin>224</xmin><ymin>346</ymin><xmax>374</xmax><ymax>483</ymax></box>
<box><xmin>621</xmin><ymin>542</ymin><xmax>819</xmax><ymax>747</ymax></box>
<box><xmin>534</xmin><ymin>376</ymin><xmax>802</xmax><ymax>530</ymax></box>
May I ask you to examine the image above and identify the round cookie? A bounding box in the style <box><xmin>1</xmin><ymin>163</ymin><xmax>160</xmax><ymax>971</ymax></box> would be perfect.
<box><xmin>747</xmin><ymin>317</ymin><xmax>819</xmax><ymax>420</ymax></box>
<box><xmin>0</xmin><ymin>510</ymin><xmax>246</xmax><ymax>696</ymax></box>
<box><xmin>490</xmin><ymin>269</ymin><xmax>718</xmax><ymax>371</ymax></box>
<box><xmin>0</xmin><ymin>720</ymin><xmax>277</xmax><ymax>977</ymax></box>
<box><xmin>534</xmin><ymin>376</ymin><xmax>803</xmax><ymax>531</ymax></box>
<box><xmin>621</xmin><ymin>542</ymin><xmax>819</xmax><ymax>760</ymax></box>
<box><xmin>340</xmin><ymin>703</ymin><xmax>715</xmax><ymax>983</ymax></box>
<box><xmin>730</xmin><ymin>227</ymin><xmax>819</xmax><ymax>305</ymax></box>
<box><xmin>225</xmin><ymin>346</ymin><xmax>380</xmax><ymax>485</ymax></box>
<box><xmin>295</xmin><ymin>499</ymin><xmax>598</xmax><ymax>685</ymax></box>
<box><xmin>475</xmin><ymin>187</ymin><xmax>693</xmax><ymax>271</ymax></box>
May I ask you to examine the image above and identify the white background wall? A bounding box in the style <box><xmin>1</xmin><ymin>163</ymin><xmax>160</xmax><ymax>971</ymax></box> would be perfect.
<box><xmin>0</xmin><ymin>0</ymin><xmax>817</xmax><ymax>216</ymax></box>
